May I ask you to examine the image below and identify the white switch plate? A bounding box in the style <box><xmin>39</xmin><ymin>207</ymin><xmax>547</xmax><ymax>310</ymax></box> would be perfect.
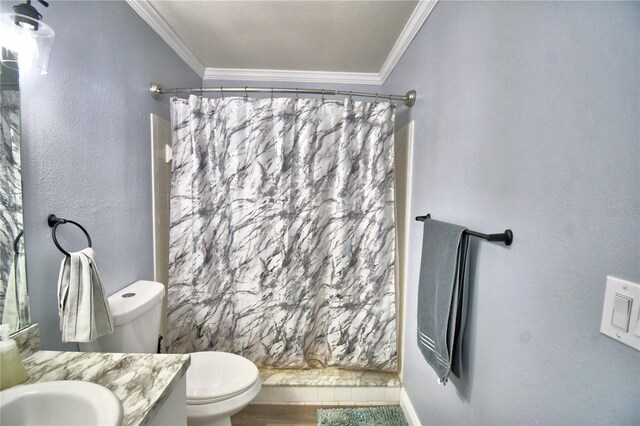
<box><xmin>600</xmin><ymin>276</ymin><xmax>640</xmax><ymax>351</ymax></box>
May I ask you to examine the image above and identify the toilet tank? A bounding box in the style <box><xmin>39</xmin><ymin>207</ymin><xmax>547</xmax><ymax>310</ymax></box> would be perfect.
<box><xmin>79</xmin><ymin>280</ymin><xmax>165</xmax><ymax>354</ymax></box>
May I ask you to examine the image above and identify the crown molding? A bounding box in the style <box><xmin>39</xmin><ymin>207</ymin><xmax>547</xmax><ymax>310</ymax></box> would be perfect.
<box><xmin>203</xmin><ymin>1</ymin><xmax>438</xmax><ymax>86</ymax></box>
<box><xmin>379</xmin><ymin>0</ymin><xmax>438</xmax><ymax>84</ymax></box>
<box><xmin>126</xmin><ymin>0</ymin><xmax>206</xmax><ymax>77</ymax></box>
<box><xmin>203</xmin><ymin>68</ymin><xmax>381</xmax><ymax>85</ymax></box>
<box><xmin>128</xmin><ymin>0</ymin><xmax>437</xmax><ymax>86</ymax></box>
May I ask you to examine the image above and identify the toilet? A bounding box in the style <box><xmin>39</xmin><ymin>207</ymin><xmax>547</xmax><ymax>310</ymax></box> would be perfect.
<box><xmin>79</xmin><ymin>280</ymin><xmax>261</xmax><ymax>426</ymax></box>
<box><xmin>186</xmin><ymin>352</ymin><xmax>261</xmax><ymax>426</ymax></box>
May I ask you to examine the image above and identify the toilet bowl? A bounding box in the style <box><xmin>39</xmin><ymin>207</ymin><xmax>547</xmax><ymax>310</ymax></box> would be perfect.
<box><xmin>78</xmin><ymin>281</ymin><xmax>261</xmax><ymax>425</ymax></box>
<box><xmin>186</xmin><ymin>352</ymin><xmax>261</xmax><ymax>426</ymax></box>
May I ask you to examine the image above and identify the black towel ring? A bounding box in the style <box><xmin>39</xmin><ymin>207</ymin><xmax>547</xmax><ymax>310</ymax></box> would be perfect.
<box><xmin>47</xmin><ymin>214</ymin><xmax>92</xmax><ymax>256</ymax></box>
<box><xmin>13</xmin><ymin>230</ymin><xmax>23</xmax><ymax>255</ymax></box>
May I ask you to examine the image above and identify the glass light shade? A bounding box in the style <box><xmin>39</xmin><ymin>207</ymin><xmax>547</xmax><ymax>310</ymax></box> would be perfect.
<box><xmin>1</xmin><ymin>13</ymin><xmax>54</xmax><ymax>74</ymax></box>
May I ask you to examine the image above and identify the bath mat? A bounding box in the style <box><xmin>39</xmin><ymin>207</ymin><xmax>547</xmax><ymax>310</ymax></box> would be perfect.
<box><xmin>317</xmin><ymin>406</ymin><xmax>407</xmax><ymax>426</ymax></box>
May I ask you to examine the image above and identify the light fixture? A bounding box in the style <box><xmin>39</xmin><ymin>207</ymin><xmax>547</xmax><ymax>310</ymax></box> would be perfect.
<box><xmin>1</xmin><ymin>0</ymin><xmax>54</xmax><ymax>74</ymax></box>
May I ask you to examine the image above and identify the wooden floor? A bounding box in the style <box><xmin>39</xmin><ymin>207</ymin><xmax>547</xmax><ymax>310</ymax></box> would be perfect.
<box><xmin>231</xmin><ymin>404</ymin><xmax>350</xmax><ymax>426</ymax></box>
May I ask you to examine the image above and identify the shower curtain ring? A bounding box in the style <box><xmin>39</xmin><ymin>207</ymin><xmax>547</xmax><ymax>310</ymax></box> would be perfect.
<box><xmin>295</xmin><ymin>88</ymin><xmax>299</xmax><ymax>99</ymax></box>
<box><xmin>374</xmin><ymin>93</ymin><xmax>379</xmax><ymax>103</ymax></box>
<box><xmin>321</xmin><ymin>89</ymin><xmax>325</xmax><ymax>101</ymax></box>
<box><xmin>220</xmin><ymin>86</ymin><xmax>224</xmax><ymax>99</ymax></box>
<box><xmin>244</xmin><ymin>87</ymin><xmax>249</xmax><ymax>99</ymax></box>
<box><xmin>271</xmin><ymin>87</ymin><xmax>274</xmax><ymax>100</ymax></box>
<box><xmin>200</xmin><ymin>86</ymin><xmax>204</xmax><ymax>97</ymax></box>
<box><xmin>348</xmin><ymin>91</ymin><xmax>353</xmax><ymax>101</ymax></box>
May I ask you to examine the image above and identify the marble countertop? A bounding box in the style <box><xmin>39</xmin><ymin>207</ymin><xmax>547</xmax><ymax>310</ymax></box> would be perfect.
<box><xmin>22</xmin><ymin>351</ymin><xmax>190</xmax><ymax>426</ymax></box>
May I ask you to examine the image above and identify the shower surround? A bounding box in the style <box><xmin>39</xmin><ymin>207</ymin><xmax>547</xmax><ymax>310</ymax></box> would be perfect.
<box><xmin>168</xmin><ymin>95</ymin><xmax>397</xmax><ymax>371</ymax></box>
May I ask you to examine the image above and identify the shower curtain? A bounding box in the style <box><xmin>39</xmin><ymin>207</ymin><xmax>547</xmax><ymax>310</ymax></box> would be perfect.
<box><xmin>168</xmin><ymin>95</ymin><xmax>397</xmax><ymax>370</ymax></box>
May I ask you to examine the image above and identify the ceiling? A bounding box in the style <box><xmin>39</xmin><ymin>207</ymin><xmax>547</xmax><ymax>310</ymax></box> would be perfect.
<box><xmin>128</xmin><ymin>1</ymin><xmax>438</xmax><ymax>84</ymax></box>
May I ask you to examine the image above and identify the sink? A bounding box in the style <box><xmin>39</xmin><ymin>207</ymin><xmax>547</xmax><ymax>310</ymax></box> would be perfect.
<box><xmin>0</xmin><ymin>380</ymin><xmax>123</xmax><ymax>426</ymax></box>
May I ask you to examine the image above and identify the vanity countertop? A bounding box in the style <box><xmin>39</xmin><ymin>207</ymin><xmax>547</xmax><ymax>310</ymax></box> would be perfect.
<box><xmin>22</xmin><ymin>351</ymin><xmax>190</xmax><ymax>426</ymax></box>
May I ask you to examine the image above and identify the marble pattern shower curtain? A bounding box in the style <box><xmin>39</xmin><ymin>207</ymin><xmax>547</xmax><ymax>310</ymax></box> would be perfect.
<box><xmin>168</xmin><ymin>95</ymin><xmax>397</xmax><ymax>370</ymax></box>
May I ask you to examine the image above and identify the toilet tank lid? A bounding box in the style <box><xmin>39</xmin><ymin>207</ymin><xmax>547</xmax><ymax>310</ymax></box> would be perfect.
<box><xmin>108</xmin><ymin>280</ymin><xmax>165</xmax><ymax>326</ymax></box>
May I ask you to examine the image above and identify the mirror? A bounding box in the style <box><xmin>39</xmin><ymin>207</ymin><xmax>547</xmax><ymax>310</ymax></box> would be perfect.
<box><xmin>0</xmin><ymin>61</ymin><xmax>30</xmax><ymax>333</ymax></box>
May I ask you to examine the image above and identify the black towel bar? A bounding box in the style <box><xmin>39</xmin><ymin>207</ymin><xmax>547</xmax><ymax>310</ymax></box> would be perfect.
<box><xmin>47</xmin><ymin>214</ymin><xmax>93</xmax><ymax>256</ymax></box>
<box><xmin>416</xmin><ymin>214</ymin><xmax>513</xmax><ymax>246</ymax></box>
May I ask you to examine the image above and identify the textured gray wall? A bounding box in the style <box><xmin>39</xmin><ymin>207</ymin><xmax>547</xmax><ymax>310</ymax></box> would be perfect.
<box><xmin>19</xmin><ymin>0</ymin><xmax>201</xmax><ymax>350</ymax></box>
<box><xmin>384</xmin><ymin>1</ymin><xmax>639</xmax><ymax>424</ymax></box>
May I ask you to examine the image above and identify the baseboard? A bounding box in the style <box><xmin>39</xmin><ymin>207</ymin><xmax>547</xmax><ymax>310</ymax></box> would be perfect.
<box><xmin>400</xmin><ymin>387</ymin><xmax>421</xmax><ymax>425</ymax></box>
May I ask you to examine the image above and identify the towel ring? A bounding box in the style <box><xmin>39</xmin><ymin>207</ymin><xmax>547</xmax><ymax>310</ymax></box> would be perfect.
<box><xmin>13</xmin><ymin>230</ymin><xmax>23</xmax><ymax>255</ymax></box>
<box><xmin>47</xmin><ymin>214</ymin><xmax>92</xmax><ymax>257</ymax></box>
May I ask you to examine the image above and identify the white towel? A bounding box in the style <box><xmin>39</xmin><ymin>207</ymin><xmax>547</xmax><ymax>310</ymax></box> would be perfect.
<box><xmin>2</xmin><ymin>250</ymin><xmax>30</xmax><ymax>333</ymax></box>
<box><xmin>57</xmin><ymin>247</ymin><xmax>113</xmax><ymax>343</ymax></box>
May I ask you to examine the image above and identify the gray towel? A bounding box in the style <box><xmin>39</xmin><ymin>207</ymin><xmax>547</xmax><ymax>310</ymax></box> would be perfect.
<box><xmin>57</xmin><ymin>248</ymin><xmax>113</xmax><ymax>343</ymax></box>
<box><xmin>417</xmin><ymin>219</ymin><xmax>470</xmax><ymax>385</ymax></box>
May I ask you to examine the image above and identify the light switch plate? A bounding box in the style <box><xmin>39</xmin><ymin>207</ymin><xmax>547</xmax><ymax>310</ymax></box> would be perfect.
<box><xmin>600</xmin><ymin>276</ymin><xmax>640</xmax><ymax>351</ymax></box>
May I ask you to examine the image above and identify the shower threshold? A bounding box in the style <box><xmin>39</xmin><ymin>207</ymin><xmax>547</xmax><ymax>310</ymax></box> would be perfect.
<box><xmin>254</xmin><ymin>368</ymin><xmax>402</xmax><ymax>406</ymax></box>
<box><xmin>259</xmin><ymin>367</ymin><xmax>401</xmax><ymax>387</ymax></box>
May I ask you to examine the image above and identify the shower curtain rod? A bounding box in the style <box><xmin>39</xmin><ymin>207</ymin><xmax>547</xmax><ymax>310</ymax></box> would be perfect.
<box><xmin>149</xmin><ymin>83</ymin><xmax>417</xmax><ymax>107</ymax></box>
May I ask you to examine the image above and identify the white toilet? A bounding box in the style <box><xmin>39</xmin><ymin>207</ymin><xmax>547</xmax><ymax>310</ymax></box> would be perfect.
<box><xmin>79</xmin><ymin>280</ymin><xmax>261</xmax><ymax>426</ymax></box>
<box><xmin>186</xmin><ymin>352</ymin><xmax>261</xmax><ymax>426</ymax></box>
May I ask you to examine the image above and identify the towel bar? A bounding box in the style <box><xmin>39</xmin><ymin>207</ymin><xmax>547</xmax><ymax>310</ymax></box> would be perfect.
<box><xmin>416</xmin><ymin>214</ymin><xmax>513</xmax><ymax>246</ymax></box>
<box><xmin>47</xmin><ymin>214</ymin><xmax>93</xmax><ymax>256</ymax></box>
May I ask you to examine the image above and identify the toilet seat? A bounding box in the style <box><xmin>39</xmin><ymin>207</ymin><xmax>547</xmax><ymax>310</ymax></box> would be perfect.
<box><xmin>186</xmin><ymin>351</ymin><xmax>260</xmax><ymax>405</ymax></box>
